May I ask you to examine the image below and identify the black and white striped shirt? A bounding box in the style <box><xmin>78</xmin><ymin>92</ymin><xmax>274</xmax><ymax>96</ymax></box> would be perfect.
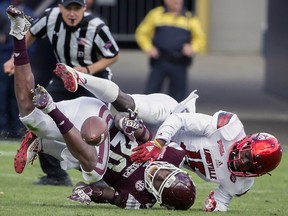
<box><xmin>29</xmin><ymin>7</ymin><xmax>119</xmax><ymax>77</ymax></box>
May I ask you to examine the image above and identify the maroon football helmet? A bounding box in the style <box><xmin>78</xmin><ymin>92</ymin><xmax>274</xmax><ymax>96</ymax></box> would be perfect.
<box><xmin>144</xmin><ymin>161</ymin><xmax>196</xmax><ymax>210</ymax></box>
<box><xmin>228</xmin><ymin>133</ymin><xmax>282</xmax><ymax>177</ymax></box>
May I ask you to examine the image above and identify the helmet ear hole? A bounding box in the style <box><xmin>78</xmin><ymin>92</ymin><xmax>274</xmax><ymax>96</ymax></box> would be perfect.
<box><xmin>254</xmin><ymin>155</ymin><xmax>263</xmax><ymax>169</ymax></box>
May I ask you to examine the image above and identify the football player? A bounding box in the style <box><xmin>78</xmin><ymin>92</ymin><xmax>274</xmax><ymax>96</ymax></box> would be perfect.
<box><xmin>130</xmin><ymin>111</ymin><xmax>283</xmax><ymax>212</ymax></box>
<box><xmin>68</xmin><ymin>127</ymin><xmax>196</xmax><ymax>209</ymax></box>
<box><xmin>7</xmin><ymin>5</ymin><xmax>113</xmax><ymax>182</ymax></box>
<box><xmin>52</xmin><ymin>62</ymin><xmax>199</xmax><ymax>135</ymax></box>
<box><xmin>26</xmin><ymin>93</ymin><xmax>197</xmax><ymax>210</ymax></box>
<box><xmin>7</xmin><ymin>6</ymin><xmax>196</xmax><ymax>210</ymax></box>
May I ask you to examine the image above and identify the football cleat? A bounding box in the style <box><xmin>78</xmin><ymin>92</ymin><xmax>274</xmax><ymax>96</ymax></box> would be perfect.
<box><xmin>54</xmin><ymin>63</ymin><xmax>86</xmax><ymax>92</ymax></box>
<box><xmin>6</xmin><ymin>5</ymin><xmax>33</xmax><ymax>40</ymax></box>
<box><xmin>32</xmin><ymin>84</ymin><xmax>56</xmax><ymax>114</ymax></box>
<box><xmin>14</xmin><ymin>131</ymin><xmax>41</xmax><ymax>174</ymax></box>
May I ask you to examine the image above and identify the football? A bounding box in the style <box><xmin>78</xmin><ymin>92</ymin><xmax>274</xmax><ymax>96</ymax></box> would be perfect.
<box><xmin>80</xmin><ymin>116</ymin><xmax>108</xmax><ymax>146</ymax></box>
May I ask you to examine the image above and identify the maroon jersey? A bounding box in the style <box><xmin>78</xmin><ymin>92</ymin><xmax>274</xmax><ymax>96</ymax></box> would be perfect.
<box><xmin>104</xmin><ymin>127</ymin><xmax>186</xmax><ymax>209</ymax></box>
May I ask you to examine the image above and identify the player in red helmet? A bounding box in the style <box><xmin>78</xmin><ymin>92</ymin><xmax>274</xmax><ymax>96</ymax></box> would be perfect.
<box><xmin>7</xmin><ymin>5</ymin><xmax>196</xmax><ymax>209</ymax></box>
<box><xmin>31</xmin><ymin>28</ymin><xmax>282</xmax><ymax>211</ymax></box>
<box><xmin>131</xmin><ymin>111</ymin><xmax>283</xmax><ymax>212</ymax></box>
<box><xmin>52</xmin><ymin>62</ymin><xmax>199</xmax><ymax>136</ymax></box>
<box><xmin>227</xmin><ymin>132</ymin><xmax>282</xmax><ymax>177</ymax></box>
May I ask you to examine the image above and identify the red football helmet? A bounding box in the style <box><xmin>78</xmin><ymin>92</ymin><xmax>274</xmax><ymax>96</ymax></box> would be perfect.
<box><xmin>144</xmin><ymin>161</ymin><xmax>196</xmax><ymax>210</ymax></box>
<box><xmin>228</xmin><ymin>133</ymin><xmax>282</xmax><ymax>177</ymax></box>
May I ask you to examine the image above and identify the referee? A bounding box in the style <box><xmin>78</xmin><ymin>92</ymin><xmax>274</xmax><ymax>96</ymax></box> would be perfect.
<box><xmin>29</xmin><ymin>0</ymin><xmax>119</xmax><ymax>100</ymax></box>
<box><xmin>4</xmin><ymin>0</ymin><xmax>119</xmax><ymax>186</ymax></box>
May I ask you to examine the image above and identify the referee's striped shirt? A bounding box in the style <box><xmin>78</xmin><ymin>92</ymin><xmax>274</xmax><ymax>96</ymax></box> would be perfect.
<box><xmin>29</xmin><ymin>7</ymin><xmax>119</xmax><ymax>77</ymax></box>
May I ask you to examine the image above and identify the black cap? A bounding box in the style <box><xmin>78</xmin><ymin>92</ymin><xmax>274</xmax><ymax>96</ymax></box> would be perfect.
<box><xmin>61</xmin><ymin>0</ymin><xmax>86</xmax><ymax>7</ymax></box>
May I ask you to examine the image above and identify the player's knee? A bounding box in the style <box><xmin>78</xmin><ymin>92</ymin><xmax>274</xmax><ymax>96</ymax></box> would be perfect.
<box><xmin>112</xmin><ymin>91</ymin><xmax>135</xmax><ymax>112</ymax></box>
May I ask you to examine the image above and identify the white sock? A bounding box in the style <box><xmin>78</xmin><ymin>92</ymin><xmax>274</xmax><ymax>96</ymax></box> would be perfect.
<box><xmin>41</xmin><ymin>139</ymin><xmax>66</xmax><ymax>161</ymax></box>
<box><xmin>77</xmin><ymin>73</ymin><xmax>119</xmax><ymax>103</ymax></box>
<box><xmin>81</xmin><ymin>167</ymin><xmax>103</xmax><ymax>182</ymax></box>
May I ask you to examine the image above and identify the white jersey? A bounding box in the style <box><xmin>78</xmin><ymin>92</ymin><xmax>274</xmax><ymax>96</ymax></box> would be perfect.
<box><xmin>155</xmin><ymin>111</ymin><xmax>254</xmax><ymax>211</ymax></box>
<box><xmin>20</xmin><ymin>97</ymin><xmax>113</xmax><ymax>181</ymax></box>
<box><xmin>130</xmin><ymin>90</ymin><xmax>199</xmax><ymax>135</ymax></box>
<box><xmin>131</xmin><ymin>93</ymin><xmax>178</xmax><ymax>134</ymax></box>
<box><xmin>30</xmin><ymin>7</ymin><xmax>119</xmax><ymax>73</ymax></box>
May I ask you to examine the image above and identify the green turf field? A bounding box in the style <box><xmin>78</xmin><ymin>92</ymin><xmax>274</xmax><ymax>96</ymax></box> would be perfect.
<box><xmin>0</xmin><ymin>141</ymin><xmax>287</xmax><ymax>216</ymax></box>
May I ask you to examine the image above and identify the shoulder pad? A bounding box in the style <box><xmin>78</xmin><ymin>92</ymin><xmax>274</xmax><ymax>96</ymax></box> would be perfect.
<box><xmin>216</xmin><ymin>111</ymin><xmax>234</xmax><ymax>129</ymax></box>
<box><xmin>212</xmin><ymin>111</ymin><xmax>244</xmax><ymax>141</ymax></box>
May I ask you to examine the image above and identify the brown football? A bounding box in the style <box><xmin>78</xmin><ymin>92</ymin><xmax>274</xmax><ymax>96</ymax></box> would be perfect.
<box><xmin>80</xmin><ymin>116</ymin><xmax>108</xmax><ymax>146</ymax></box>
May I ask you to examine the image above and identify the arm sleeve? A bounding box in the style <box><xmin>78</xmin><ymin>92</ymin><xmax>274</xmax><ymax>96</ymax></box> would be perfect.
<box><xmin>155</xmin><ymin>113</ymin><xmax>213</xmax><ymax>143</ymax></box>
<box><xmin>212</xmin><ymin>186</ymin><xmax>233</xmax><ymax>211</ymax></box>
<box><xmin>132</xmin><ymin>93</ymin><xmax>178</xmax><ymax>124</ymax></box>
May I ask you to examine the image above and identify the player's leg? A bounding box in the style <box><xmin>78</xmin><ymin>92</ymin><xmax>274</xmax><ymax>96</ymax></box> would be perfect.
<box><xmin>15</xmin><ymin>135</ymin><xmax>73</xmax><ymax>185</ymax></box>
<box><xmin>53</xmin><ymin>63</ymin><xmax>135</xmax><ymax>112</ymax></box>
<box><xmin>53</xmin><ymin>63</ymin><xmax>180</xmax><ymax>126</ymax></box>
<box><xmin>6</xmin><ymin>5</ymin><xmax>34</xmax><ymax>117</ymax></box>
<box><xmin>131</xmin><ymin>93</ymin><xmax>178</xmax><ymax>124</ymax></box>
<box><xmin>6</xmin><ymin>5</ymin><xmax>41</xmax><ymax>174</ymax></box>
<box><xmin>32</xmin><ymin>85</ymin><xmax>106</xmax><ymax>181</ymax></box>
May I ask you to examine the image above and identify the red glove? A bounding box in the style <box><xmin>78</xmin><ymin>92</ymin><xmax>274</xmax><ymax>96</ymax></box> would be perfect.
<box><xmin>204</xmin><ymin>191</ymin><xmax>217</xmax><ymax>212</ymax></box>
<box><xmin>130</xmin><ymin>140</ymin><xmax>163</xmax><ymax>163</ymax></box>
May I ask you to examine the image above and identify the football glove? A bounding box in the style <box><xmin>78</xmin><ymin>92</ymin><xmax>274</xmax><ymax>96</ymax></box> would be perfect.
<box><xmin>204</xmin><ymin>191</ymin><xmax>217</xmax><ymax>212</ymax></box>
<box><xmin>130</xmin><ymin>140</ymin><xmax>163</xmax><ymax>163</ymax></box>
<box><xmin>121</xmin><ymin>109</ymin><xmax>141</xmax><ymax>141</ymax></box>
<box><xmin>68</xmin><ymin>184</ymin><xmax>93</xmax><ymax>205</ymax></box>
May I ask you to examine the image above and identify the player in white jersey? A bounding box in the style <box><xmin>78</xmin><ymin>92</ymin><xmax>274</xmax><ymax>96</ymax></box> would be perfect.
<box><xmin>7</xmin><ymin>8</ymin><xmax>197</xmax><ymax>208</ymax></box>
<box><xmin>130</xmin><ymin>106</ymin><xmax>282</xmax><ymax>211</ymax></box>
<box><xmin>6</xmin><ymin>5</ymin><xmax>113</xmax><ymax>182</ymax></box>
<box><xmin>51</xmin><ymin>62</ymin><xmax>199</xmax><ymax>136</ymax></box>
<box><xmin>51</xmin><ymin>60</ymin><xmax>280</xmax><ymax>211</ymax></box>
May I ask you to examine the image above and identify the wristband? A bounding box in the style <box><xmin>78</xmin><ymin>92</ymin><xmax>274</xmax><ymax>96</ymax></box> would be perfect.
<box><xmin>86</xmin><ymin>66</ymin><xmax>91</xmax><ymax>74</ymax></box>
<box><xmin>118</xmin><ymin>117</ymin><xmax>124</xmax><ymax>130</ymax></box>
<box><xmin>154</xmin><ymin>139</ymin><xmax>163</xmax><ymax>149</ymax></box>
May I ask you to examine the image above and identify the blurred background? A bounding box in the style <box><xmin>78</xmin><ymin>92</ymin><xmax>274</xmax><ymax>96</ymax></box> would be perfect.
<box><xmin>1</xmin><ymin>0</ymin><xmax>288</xmax><ymax>149</ymax></box>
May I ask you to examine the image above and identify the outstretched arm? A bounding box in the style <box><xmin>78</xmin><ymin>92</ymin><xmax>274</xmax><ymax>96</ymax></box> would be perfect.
<box><xmin>68</xmin><ymin>181</ymin><xmax>120</xmax><ymax>206</ymax></box>
<box><xmin>114</xmin><ymin>110</ymin><xmax>153</xmax><ymax>143</ymax></box>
